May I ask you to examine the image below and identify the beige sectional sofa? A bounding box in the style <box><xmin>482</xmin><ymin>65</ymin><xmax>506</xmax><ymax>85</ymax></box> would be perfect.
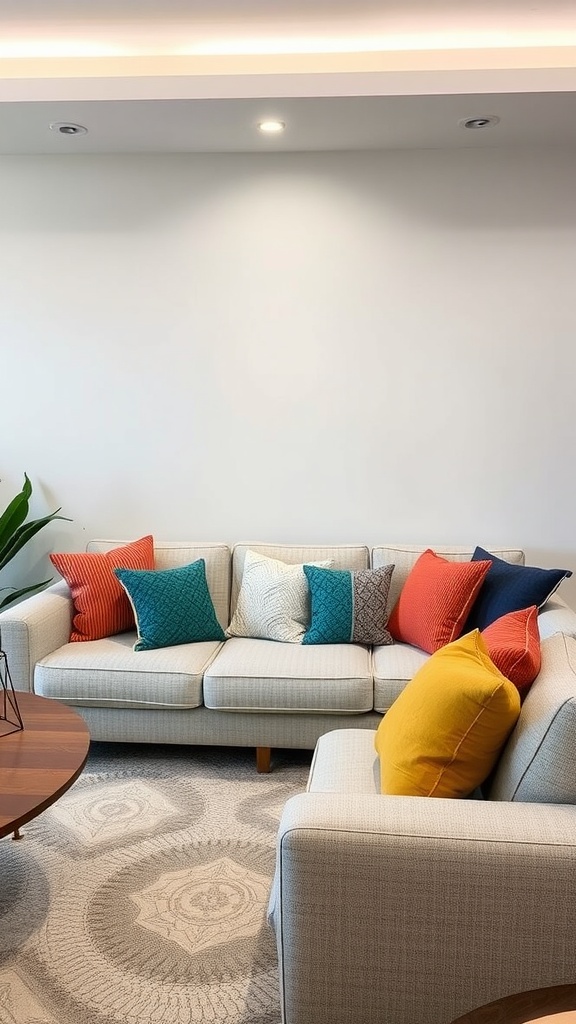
<box><xmin>1</xmin><ymin>540</ymin><xmax>575</xmax><ymax>771</ymax></box>
<box><xmin>269</xmin><ymin>630</ymin><xmax>576</xmax><ymax>1024</ymax></box>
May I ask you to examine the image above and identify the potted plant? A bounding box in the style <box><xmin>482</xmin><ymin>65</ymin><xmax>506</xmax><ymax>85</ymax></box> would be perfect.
<box><xmin>0</xmin><ymin>473</ymin><xmax>70</xmax><ymax>610</ymax></box>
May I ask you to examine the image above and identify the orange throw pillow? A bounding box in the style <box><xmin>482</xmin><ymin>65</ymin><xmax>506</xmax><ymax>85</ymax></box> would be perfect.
<box><xmin>388</xmin><ymin>548</ymin><xmax>492</xmax><ymax>654</ymax></box>
<box><xmin>481</xmin><ymin>605</ymin><xmax>541</xmax><ymax>700</ymax></box>
<box><xmin>50</xmin><ymin>535</ymin><xmax>155</xmax><ymax>642</ymax></box>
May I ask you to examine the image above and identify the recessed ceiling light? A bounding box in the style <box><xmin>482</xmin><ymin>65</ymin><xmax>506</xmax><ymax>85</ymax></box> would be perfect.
<box><xmin>458</xmin><ymin>116</ymin><xmax>500</xmax><ymax>130</ymax></box>
<box><xmin>257</xmin><ymin>120</ymin><xmax>285</xmax><ymax>135</ymax></box>
<box><xmin>49</xmin><ymin>122</ymin><xmax>88</xmax><ymax>136</ymax></box>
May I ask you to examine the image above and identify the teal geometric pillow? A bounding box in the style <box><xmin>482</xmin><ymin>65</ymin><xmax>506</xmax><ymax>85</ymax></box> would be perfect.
<box><xmin>114</xmin><ymin>559</ymin><xmax>225</xmax><ymax>651</ymax></box>
<box><xmin>302</xmin><ymin>563</ymin><xmax>395</xmax><ymax>645</ymax></box>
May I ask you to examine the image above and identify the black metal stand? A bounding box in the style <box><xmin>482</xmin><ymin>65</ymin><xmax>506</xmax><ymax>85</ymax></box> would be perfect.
<box><xmin>0</xmin><ymin>651</ymin><xmax>23</xmax><ymax>737</ymax></box>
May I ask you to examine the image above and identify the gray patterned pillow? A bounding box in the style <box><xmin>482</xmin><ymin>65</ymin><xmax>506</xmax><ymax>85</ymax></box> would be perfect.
<box><xmin>226</xmin><ymin>549</ymin><xmax>332</xmax><ymax>643</ymax></box>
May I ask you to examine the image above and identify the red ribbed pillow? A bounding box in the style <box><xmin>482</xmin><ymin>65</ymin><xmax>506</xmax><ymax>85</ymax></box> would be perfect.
<box><xmin>388</xmin><ymin>549</ymin><xmax>492</xmax><ymax>654</ymax></box>
<box><xmin>482</xmin><ymin>605</ymin><xmax>541</xmax><ymax>700</ymax></box>
<box><xmin>50</xmin><ymin>535</ymin><xmax>155</xmax><ymax>642</ymax></box>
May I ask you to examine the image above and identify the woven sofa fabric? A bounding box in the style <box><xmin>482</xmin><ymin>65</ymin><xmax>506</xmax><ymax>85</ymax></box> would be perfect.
<box><xmin>538</xmin><ymin>596</ymin><xmax>576</xmax><ymax>641</ymax></box>
<box><xmin>307</xmin><ymin>728</ymin><xmax>380</xmax><ymax>794</ymax></box>
<box><xmin>272</xmin><ymin>792</ymin><xmax>576</xmax><ymax>1024</ymax></box>
<box><xmin>87</xmin><ymin>540</ymin><xmax>232</xmax><ymax>630</ymax></box>
<box><xmin>489</xmin><ymin>632</ymin><xmax>576</xmax><ymax>803</ymax></box>
<box><xmin>371</xmin><ymin>545</ymin><xmax>525</xmax><ymax>623</ymax></box>
<box><xmin>76</xmin><ymin>705</ymin><xmax>383</xmax><ymax>746</ymax></box>
<box><xmin>203</xmin><ymin>636</ymin><xmax>373</xmax><ymax>712</ymax></box>
<box><xmin>230</xmin><ymin>543</ymin><xmax>369</xmax><ymax>608</ymax></box>
<box><xmin>372</xmin><ymin>642</ymin><xmax>429</xmax><ymax>712</ymax></box>
<box><xmin>34</xmin><ymin>633</ymin><xmax>224</xmax><ymax>709</ymax></box>
<box><xmin>0</xmin><ymin>581</ymin><xmax>73</xmax><ymax>691</ymax></box>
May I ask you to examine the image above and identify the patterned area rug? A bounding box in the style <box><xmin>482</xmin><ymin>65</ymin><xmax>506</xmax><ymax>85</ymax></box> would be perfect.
<box><xmin>0</xmin><ymin>742</ymin><xmax>311</xmax><ymax>1024</ymax></box>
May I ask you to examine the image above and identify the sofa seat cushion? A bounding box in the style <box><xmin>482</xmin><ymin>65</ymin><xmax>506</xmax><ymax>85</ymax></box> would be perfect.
<box><xmin>34</xmin><ymin>633</ymin><xmax>223</xmax><ymax>709</ymax></box>
<box><xmin>489</xmin><ymin>632</ymin><xmax>576</xmax><ymax>803</ymax></box>
<box><xmin>372</xmin><ymin>642</ymin><xmax>428</xmax><ymax>712</ymax></box>
<box><xmin>203</xmin><ymin>637</ymin><xmax>373</xmax><ymax>713</ymax></box>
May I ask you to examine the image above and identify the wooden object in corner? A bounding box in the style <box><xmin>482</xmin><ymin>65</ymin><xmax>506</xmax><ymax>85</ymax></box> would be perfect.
<box><xmin>0</xmin><ymin>691</ymin><xmax>90</xmax><ymax>840</ymax></box>
<box><xmin>450</xmin><ymin>985</ymin><xmax>576</xmax><ymax>1023</ymax></box>
<box><xmin>256</xmin><ymin>746</ymin><xmax>272</xmax><ymax>773</ymax></box>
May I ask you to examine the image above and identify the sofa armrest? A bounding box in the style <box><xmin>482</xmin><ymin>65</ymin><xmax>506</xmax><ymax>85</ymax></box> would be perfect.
<box><xmin>538</xmin><ymin>594</ymin><xmax>576</xmax><ymax>640</ymax></box>
<box><xmin>271</xmin><ymin>793</ymin><xmax>576</xmax><ymax>1024</ymax></box>
<box><xmin>0</xmin><ymin>582</ymin><xmax>73</xmax><ymax>692</ymax></box>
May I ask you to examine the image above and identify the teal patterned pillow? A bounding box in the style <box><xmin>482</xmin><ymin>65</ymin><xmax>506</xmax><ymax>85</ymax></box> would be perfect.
<box><xmin>302</xmin><ymin>564</ymin><xmax>395</xmax><ymax>645</ymax></box>
<box><xmin>114</xmin><ymin>559</ymin><xmax>225</xmax><ymax>651</ymax></box>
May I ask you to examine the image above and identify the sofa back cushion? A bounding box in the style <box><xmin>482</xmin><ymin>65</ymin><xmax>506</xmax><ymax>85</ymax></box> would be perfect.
<box><xmin>489</xmin><ymin>632</ymin><xmax>576</xmax><ymax>803</ymax></box>
<box><xmin>371</xmin><ymin>545</ymin><xmax>525</xmax><ymax>623</ymax></box>
<box><xmin>87</xmin><ymin>540</ymin><xmax>231</xmax><ymax>630</ymax></box>
<box><xmin>230</xmin><ymin>543</ymin><xmax>369</xmax><ymax>609</ymax></box>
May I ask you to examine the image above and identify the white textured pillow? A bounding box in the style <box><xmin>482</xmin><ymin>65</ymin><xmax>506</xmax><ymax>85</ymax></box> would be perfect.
<box><xmin>227</xmin><ymin>549</ymin><xmax>333</xmax><ymax>643</ymax></box>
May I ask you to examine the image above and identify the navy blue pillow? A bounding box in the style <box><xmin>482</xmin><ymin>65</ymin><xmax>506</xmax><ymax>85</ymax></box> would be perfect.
<box><xmin>464</xmin><ymin>546</ymin><xmax>572</xmax><ymax>631</ymax></box>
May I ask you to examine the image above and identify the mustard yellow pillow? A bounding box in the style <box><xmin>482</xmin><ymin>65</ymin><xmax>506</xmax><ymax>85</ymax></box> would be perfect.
<box><xmin>374</xmin><ymin>630</ymin><xmax>521</xmax><ymax>797</ymax></box>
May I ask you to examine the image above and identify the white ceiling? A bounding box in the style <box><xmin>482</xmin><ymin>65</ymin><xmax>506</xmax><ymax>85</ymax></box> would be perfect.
<box><xmin>1</xmin><ymin>0</ymin><xmax>576</xmax><ymax>154</ymax></box>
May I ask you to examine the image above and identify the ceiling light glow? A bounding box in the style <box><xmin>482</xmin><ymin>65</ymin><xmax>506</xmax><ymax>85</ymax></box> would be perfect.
<box><xmin>180</xmin><ymin>30</ymin><xmax>576</xmax><ymax>56</ymax></box>
<box><xmin>258</xmin><ymin>120</ymin><xmax>285</xmax><ymax>134</ymax></box>
<box><xmin>0</xmin><ymin>39</ymin><xmax>127</xmax><ymax>58</ymax></box>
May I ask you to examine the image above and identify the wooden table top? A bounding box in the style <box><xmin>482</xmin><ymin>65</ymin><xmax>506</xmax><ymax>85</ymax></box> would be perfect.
<box><xmin>451</xmin><ymin>985</ymin><xmax>576</xmax><ymax>1024</ymax></box>
<box><xmin>0</xmin><ymin>691</ymin><xmax>90</xmax><ymax>839</ymax></box>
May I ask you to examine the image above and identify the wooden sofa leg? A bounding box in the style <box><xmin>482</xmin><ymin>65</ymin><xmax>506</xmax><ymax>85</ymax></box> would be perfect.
<box><xmin>256</xmin><ymin>746</ymin><xmax>272</xmax><ymax>773</ymax></box>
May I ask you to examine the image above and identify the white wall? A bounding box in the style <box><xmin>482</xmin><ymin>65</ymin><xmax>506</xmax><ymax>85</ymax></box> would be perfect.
<box><xmin>2</xmin><ymin>147</ymin><xmax>576</xmax><ymax>601</ymax></box>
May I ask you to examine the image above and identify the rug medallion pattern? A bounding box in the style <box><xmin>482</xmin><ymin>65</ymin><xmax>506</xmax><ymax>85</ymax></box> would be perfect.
<box><xmin>0</xmin><ymin>743</ymin><xmax>311</xmax><ymax>1024</ymax></box>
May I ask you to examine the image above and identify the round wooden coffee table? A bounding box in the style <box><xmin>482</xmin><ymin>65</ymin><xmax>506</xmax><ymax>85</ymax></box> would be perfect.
<box><xmin>0</xmin><ymin>691</ymin><xmax>90</xmax><ymax>840</ymax></box>
<box><xmin>451</xmin><ymin>985</ymin><xmax>576</xmax><ymax>1024</ymax></box>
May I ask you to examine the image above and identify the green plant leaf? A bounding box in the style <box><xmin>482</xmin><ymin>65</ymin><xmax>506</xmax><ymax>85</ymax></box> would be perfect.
<box><xmin>0</xmin><ymin>510</ymin><xmax>71</xmax><ymax>571</ymax></box>
<box><xmin>0</xmin><ymin>578</ymin><xmax>54</xmax><ymax>610</ymax></box>
<box><xmin>0</xmin><ymin>473</ymin><xmax>32</xmax><ymax>552</ymax></box>
<box><xmin>0</xmin><ymin>474</ymin><xmax>71</xmax><ymax>609</ymax></box>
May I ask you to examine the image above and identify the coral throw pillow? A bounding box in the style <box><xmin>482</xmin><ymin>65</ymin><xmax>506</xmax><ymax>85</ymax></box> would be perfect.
<box><xmin>374</xmin><ymin>630</ymin><xmax>521</xmax><ymax>797</ymax></box>
<box><xmin>388</xmin><ymin>548</ymin><xmax>492</xmax><ymax>654</ymax></box>
<box><xmin>481</xmin><ymin>605</ymin><xmax>541</xmax><ymax>700</ymax></box>
<box><xmin>50</xmin><ymin>535</ymin><xmax>155</xmax><ymax>642</ymax></box>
